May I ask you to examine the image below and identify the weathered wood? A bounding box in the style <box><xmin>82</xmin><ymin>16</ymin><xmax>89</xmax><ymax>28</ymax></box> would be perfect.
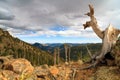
<box><xmin>68</xmin><ymin>46</ymin><xmax>71</xmax><ymax>63</ymax></box>
<box><xmin>57</xmin><ymin>47</ymin><xmax>60</xmax><ymax>65</ymax></box>
<box><xmin>83</xmin><ymin>5</ymin><xmax>104</xmax><ymax>39</ymax></box>
<box><xmin>86</xmin><ymin>45</ymin><xmax>92</xmax><ymax>59</ymax></box>
<box><xmin>83</xmin><ymin>4</ymin><xmax>120</xmax><ymax>69</ymax></box>
<box><xmin>96</xmin><ymin>25</ymin><xmax>120</xmax><ymax>60</ymax></box>
<box><xmin>64</xmin><ymin>44</ymin><xmax>68</xmax><ymax>63</ymax></box>
<box><xmin>54</xmin><ymin>48</ymin><xmax>57</xmax><ymax>65</ymax></box>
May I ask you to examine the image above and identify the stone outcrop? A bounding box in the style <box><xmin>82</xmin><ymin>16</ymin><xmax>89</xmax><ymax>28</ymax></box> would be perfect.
<box><xmin>0</xmin><ymin>70</ymin><xmax>19</xmax><ymax>80</ymax></box>
<box><xmin>0</xmin><ymin>57</ymin><xmax>75</xmax><ymax>80</ymax></box>
<box><xmin>0</xmin><ymin>57</ymin><xmax>35</xmax><ymax>80</ymax></box>
<box><xmin>3</xmin><ymin>58</ymin><xmax>34</xmax><ymax>75</ymax></box>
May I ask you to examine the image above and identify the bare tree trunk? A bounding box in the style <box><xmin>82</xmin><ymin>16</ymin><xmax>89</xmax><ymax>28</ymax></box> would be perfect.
<box><xmin>68</xmin><ymin>46</ymin><xmax>71</xmax><ymax>63</ymax></box>
<box><xmin>82</xmin><ymin>4</ymin><xmax>120</xmax><ymax>69</ymax></box>
<box><xmin>96</xmin><ymin>25</ymin><xmax>120</xmax><ymax>61</ymax></box>
<box><xmin>86</xmin><ymin>45</ymin><xmax>92</xmax><ymax>59</ymax></box>
<box><xmin>64</xmin><ymin>44</ymin><xmax>68</xmax><ymax>63</ymax></box>
<box><xmin>83</xmin><ymin>5</ymin><xmax>104</xmax><ymax>39</ymax></box>
<box><xmin>80</xmin><ymin>51</ymin><xmax>82</xmax><ymax>60</ymax></box>
<box><xmin>57</xmin><ymin>47</ymin><xmax>60</xmax><ymax>65</ymax></box>
<box><xmin>54</xmin><ymin>48</ymin><xmax>57</xmax><ymax>66</ymax></box>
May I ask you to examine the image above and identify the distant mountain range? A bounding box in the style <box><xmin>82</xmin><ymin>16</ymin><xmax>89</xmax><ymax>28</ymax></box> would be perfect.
<box><xmin>32</xmin><ymin>42</ymin><xmax>102</xmax><ymax>61</ymax></box>
<box><xmin>33</xmin><ymin>39</ymin><xmax>120</xmax><ymax>61</ymax></box>
<box><xmin>33</xmin><ymin>43</ymin><xmax>82</xmax><ymax>48</ymax></box>
<box><xmin>32</xmin><ymin>43</ymin><xmax>85</xmax><ymax>53</ymax></box>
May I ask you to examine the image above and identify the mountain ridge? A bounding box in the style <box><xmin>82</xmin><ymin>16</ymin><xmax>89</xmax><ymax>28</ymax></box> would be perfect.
<box><xmin>0</xmin><ymin>28</ymin><xmax>54</xmax><ymax>65</ymax></box>
<box><xmin>32</xmin><ymin>42</ymin><xmax>102</xmax><ymax>61</ymax></box>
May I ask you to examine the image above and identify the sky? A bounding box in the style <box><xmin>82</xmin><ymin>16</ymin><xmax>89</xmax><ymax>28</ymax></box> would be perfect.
<box><xmin>0</xmin><ymin>0</ymin><xmax>120</xmax><ymax>43</ymax></box>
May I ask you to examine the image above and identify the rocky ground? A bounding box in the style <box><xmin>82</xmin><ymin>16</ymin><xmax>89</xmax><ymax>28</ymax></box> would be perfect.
<box><xmin>0</xmin><ymin>56</ymin><xmax>120</xmax><ymax>80</ymax></box>
<box><xmin>0</xmin><ymin>39</ymin><xmax>120</xmax><ymax>80</ymax></box>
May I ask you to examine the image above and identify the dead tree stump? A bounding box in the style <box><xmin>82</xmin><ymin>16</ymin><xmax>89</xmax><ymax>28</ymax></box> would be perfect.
<box><xmin>82</xmin><ymin>4</ymin><xmax>120</xmax><ymax>69</ymax></box>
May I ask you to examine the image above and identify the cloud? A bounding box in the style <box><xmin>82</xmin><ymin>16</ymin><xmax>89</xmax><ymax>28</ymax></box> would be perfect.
<box><xmin>0</xmin><ymin>0</ymin><xmax>120</xmax><ymax>42</ymax></box>
<box><xmin>0</xmin><ymin>7</ymin><xmax>14</xmax><ymax>20</ymax></box>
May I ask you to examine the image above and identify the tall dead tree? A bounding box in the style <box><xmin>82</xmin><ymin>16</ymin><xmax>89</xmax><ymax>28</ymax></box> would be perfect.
<box><xmin>83</xmin><ymin>4</ymin><xmax>120</xmax><ymax>69</ymax></box>
<box><xmin>80</xmin><ymin>51</ymin><xmax>83</xmax><ymax>60</ymax></box>
<box><xmin>64</xmin><ymin>44</ymin><xmax>68</xmax><ymax>63</ymax></box>
<box><xmin>54</xmin><ymin>48</ymin><xmax>57</xmax><ymax>65</ymax></box>
<box><xmin>86</xmin><ymin>45</ymin><xmax>92</xmax><ymax>59</ymax></box>
<box><xmin>57</xmin><ymin>47</ymin><xmax>60</xmax><ymax>65</ymax></box>
<box><xmin>68</xmin><ymin>46</ymin><xmax>71</xmax><ymax>63</ymax></box>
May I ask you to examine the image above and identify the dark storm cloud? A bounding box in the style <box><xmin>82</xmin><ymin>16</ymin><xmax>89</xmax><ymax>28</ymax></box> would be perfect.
<box><xmin>1</xmin><ymin>0</ymin><xmax>104</xmax><ymax>25</ymax></box>
<box><xmin>0</xmin><ymin>7</ymin><xmax>14</xmax><ymax>20</ymax></box>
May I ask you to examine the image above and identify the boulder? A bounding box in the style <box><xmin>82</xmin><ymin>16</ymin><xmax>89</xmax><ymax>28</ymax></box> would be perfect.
<box><xmin>3</xmin><ymin>58</ymin><xmax>34</xmax><ymax>76</ymax></box>
<box><xmin>77</xmin><ymin>60</ymin><xmax>83</xmax><ymax>65</ymax></box>
<box><xmin>53</xmin><ymin>65</ymin><xmax>73</xmax><ymax>80</ymax></box>
<box><xmin>49</xmin><ymin>66</ymin><xmax>59</xmax><ymax>76</ymax></box>
<box><xmin>34</xmin><ymin>64</ymin><xmax>52</xmax><ymax>79</ymax></box>
<box><xmin>0</xmin><ymin>55</ymin><xmax>13</xmax><ymax>69</ymax></box>
<box><xmin>34</xmin><ymin>64</ymin><xmax>49</xmax><ymax>76</ymax></box>
<box><xmin>0</xmin><ymin>70</ymin><xmax>19</xmax><ymax>80</ymax></box>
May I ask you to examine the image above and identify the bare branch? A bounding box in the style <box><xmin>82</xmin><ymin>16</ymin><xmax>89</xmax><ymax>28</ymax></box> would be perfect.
<box><xmin>83</xmin><ymin>4</ymin><xmax>104</xmax><ymax>39</ymax></box>
<box><xmin>85</xmin><ymin>4</ymin><xmax>94</xmax><ymax>16</ymax></box>
<box><xmin>80</xmin><ymin>59</ymin><xmax>99</xmax><ymax>70</ymax></box>
<box><xmin>86</xmin><ymin>45</ymin><xmax>92</xmax><ymax>59</ymax></box>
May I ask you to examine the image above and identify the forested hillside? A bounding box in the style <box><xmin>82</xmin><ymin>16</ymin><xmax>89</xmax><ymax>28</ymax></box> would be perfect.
<box><xmin>0</xmin><ymin>28</ymin><xmax>54</xmax><ymax>65</ymax></box>
<box><xmin>33</xmin><ymin>42</ymin><xmax>102</xmax><ymax>61</ymax></box>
